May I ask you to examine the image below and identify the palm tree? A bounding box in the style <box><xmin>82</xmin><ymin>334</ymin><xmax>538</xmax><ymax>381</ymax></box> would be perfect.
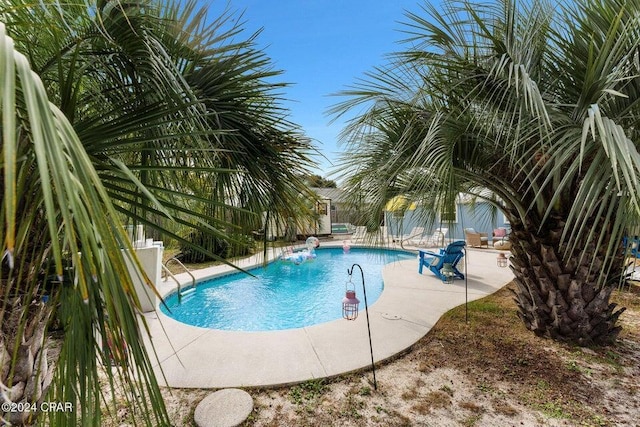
<box><xmin>11</xmin><ymin>0</ymin><xmax>314</xmax><ymax>248</ymax></box>
<box><xmin>1</xmin><ymin>0</ymin><xmax>315</xmax><ymax>425</ymax></box>
<box><xmin>332</xmin><ymin>0</ymin><xmax>640</xmax><ymax>345</ymax></box>
<box><xmin>0</xmin><ymin>20</ymin><xmax>169</xmax><ymax>425</ymax></box>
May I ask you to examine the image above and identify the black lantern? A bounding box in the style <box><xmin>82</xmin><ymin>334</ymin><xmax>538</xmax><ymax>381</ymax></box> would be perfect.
<box><xmin>342</xmin><ymin>264</ymin><xmax>377</xmax><ymax>390</ymax></box>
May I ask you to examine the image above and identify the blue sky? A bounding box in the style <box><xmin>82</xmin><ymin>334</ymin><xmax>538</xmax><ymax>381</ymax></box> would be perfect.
<box><xmin>200</xmin><ymin>0</ymin><xmax>427</xmax><ymax>177</ymax></box>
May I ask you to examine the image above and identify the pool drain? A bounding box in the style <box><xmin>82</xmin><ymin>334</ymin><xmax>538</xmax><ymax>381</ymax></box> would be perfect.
<box><xmin>381</xmin><ymin>313</ymin><xmax>402</xmax><ymax>320</ymax></box>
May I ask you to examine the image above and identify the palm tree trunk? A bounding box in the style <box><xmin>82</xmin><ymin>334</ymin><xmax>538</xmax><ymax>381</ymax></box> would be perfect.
<box><xmin>508</xmin><ymin>217</ymin><xmax>625</xmax><ymax>345</ymax></box>
<box><xmin>1</xmin><ymin>299</ymin><xmax>55</xmax><ymax>426</ymax></box>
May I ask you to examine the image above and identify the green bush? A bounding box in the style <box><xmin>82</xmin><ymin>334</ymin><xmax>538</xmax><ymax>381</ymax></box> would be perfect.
<box><xmin>179</xmin><ymin>231</ymin><xmax>254</xmax><ymax>263</ymax></box>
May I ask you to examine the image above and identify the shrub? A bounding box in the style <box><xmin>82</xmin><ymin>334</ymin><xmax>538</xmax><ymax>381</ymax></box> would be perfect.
<box><xmin>179</xmin><ymin>231</ymin><xmax>254</xmax><ymax>263</ymax></box>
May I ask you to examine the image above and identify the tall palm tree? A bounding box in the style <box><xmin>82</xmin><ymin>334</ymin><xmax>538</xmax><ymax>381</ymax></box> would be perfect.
<box><xmin>1</xmin><ymin>0</ymin><xmax>315</xmax><ymax>425</ymax></box>
<box><xmin>332</xmin><ymin>0</ymin><xmax>640</xmax><ymax>345</ymax></box>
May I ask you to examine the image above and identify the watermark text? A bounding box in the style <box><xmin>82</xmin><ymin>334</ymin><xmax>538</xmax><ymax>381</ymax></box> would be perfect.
<box><xmin>1</xmin><ymin>401</ymin><xmax>74</xmax><ymax>413</ymax></box>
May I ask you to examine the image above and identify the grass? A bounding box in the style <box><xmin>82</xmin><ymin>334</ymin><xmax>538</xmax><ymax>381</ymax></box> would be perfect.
<box><xmin>288</xmin><ymin>380</ymin><xmax>327</xmax><ymax>403</ymax></box>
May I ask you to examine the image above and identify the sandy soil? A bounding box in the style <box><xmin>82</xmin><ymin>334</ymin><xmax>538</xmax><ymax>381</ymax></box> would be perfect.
<box><xmin>125</xmin><ymin>283</ymin><xmax>640</xmax><ymax>427</ymax></box>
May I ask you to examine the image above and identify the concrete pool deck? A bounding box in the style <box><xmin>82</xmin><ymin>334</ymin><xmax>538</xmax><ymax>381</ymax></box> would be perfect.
<box><xmin>142</xmin><ymin>244</ymin><xmax>514</xmax><ymax>389</ymax></box>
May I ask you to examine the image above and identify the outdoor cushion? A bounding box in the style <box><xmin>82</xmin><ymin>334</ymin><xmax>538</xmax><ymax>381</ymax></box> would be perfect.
<box><xmin>493</xmin><ymin>228</ymin><xmax>507</xmax><ymax>237</ymax></box>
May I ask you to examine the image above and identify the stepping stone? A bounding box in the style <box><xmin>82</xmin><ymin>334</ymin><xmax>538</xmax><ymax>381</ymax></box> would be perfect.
<box><xmin>194</xmin><ymin>388</ymin><xmax>253</xmax><ymax>427</ymax></box>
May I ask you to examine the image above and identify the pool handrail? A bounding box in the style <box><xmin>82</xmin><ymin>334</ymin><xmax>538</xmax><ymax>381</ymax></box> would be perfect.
<box><xmin>163</xmin><ymin>257</ymin><xmax>196</xmax><ymax>301</ymax></box>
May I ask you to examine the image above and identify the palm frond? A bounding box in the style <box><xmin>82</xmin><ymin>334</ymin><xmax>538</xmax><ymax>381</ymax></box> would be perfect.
<box><xmin>0</xmin><ymin>21</ymin><xmax>169</xmax><ymax>426</ymax></box>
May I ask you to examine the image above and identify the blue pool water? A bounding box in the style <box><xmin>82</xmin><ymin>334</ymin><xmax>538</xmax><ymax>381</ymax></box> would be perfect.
<box><xmin>160</xmin><ymin>247</ymin><xmax>414</xmax><ymax>331</ymax></box>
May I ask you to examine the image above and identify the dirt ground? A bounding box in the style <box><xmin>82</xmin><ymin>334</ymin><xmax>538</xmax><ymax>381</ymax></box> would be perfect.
<box><xmin>143</xmin><ymin>282</ymin><xmax>640</xmax><ymax>427</ymax></box>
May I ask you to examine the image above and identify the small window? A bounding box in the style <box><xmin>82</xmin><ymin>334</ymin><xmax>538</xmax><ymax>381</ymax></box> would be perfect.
<box><xmin>316</xmin><ymin>202</ymin><xmax>328</xmax><ymax>215</ymax></box>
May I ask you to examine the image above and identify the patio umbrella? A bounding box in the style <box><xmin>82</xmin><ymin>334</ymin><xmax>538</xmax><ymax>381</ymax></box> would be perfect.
<box><xmin>384</xmin><ymin>196</ymin><xmax>417</xmax><ymax>240</ymax></box>
<box><xmin>384</xmin><ymin>195</ymin><xmax>417</xmax><ymax>213</ymax></box>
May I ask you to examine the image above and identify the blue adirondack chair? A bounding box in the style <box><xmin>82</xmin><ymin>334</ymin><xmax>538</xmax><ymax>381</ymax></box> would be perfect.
<box><xmin>418</xmin><ymin>240</ymin><xmax>465</xmax><ymax>281</ymax></box>
<box><xmin>623</xmin><ymin>236</ymin><xmax>640</xmax><ymax>258</ymax></box>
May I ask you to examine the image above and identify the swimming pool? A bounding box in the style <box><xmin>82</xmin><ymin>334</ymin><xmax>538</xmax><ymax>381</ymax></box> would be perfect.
<box><xmin>160</xmin><ymin>247</ymin><xmax>415</xmax><ymax>331</ymax></box>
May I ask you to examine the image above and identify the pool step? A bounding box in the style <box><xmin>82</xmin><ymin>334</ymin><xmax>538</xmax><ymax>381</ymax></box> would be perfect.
<box><xmin>179</xmin><ymin>287</ymin><xmax>196</xmax><ymax>298</ymax></box>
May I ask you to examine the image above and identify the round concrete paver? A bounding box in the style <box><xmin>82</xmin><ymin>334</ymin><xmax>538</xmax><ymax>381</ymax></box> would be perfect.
<box><xmin>194</xmin><ymin>388</ymin><xmax>253</xmax><ymax>427</ymax></box>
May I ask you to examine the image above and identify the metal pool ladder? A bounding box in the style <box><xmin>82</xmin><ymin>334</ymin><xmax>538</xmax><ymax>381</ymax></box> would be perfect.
<box><xmin>162</xmin><ymin>257</ymin><xmax>196</xmax><ymax>302</ymax></box>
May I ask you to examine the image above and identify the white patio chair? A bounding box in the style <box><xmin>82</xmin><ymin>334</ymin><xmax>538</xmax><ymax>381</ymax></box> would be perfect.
<box><xmin>400</xmin><ymin>227</ymin><xmax>425</xmax><ymax>245</ymax></box>
<box><xmin>403</xmin><ymin>229</ymin><xmax>428</xmax><ymax>246</ymax></box>
<box><xmin>350</xmin><ymin>226</ymin><xmax>367</xmax><ymax>243</ymax></box>
<box><xmin>415</xmin><ymin>227</ymin><xmax>448</xmax><ymax>247</ymax></box>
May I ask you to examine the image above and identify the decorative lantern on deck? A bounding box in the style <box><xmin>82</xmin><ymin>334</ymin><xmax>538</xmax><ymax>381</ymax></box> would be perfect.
<box><xmin>497</xmin><ymin>252</ymin><xmax>508</xmax><ymax>268</ymax></box>
<box><xmin>341</xmin><ymin>264</ymin><xmax>378</xmax><ymax>390</ymax></box>
<box><xmin>342</xmin><ymin>280</ymin><xmax>360</xmax><ymax>320</ymax></box>
<box><xmin>441</xmin><ymin>263</ymin><xmax>456</xmax><ymax>284</ymax></box>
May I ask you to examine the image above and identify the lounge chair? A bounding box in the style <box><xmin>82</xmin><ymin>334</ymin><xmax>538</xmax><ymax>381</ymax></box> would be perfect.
<box><xmin>410</xmin><ymin>227</ymin><xmax>448</xmax><ymax>247</ymax></box>
<box><xmin>381</xmin><ymin>226</ymin><xmax>397</xmax><ymax>246</ymax></box>
<box><xmin>400</xmin><ymin>226</ymin><xmax>425</xmax><ymax>245</ymax></box>
<box><xmin>350</xmin><ymin>226</ymin><xmax>367</xmax><ymax>243</ymax></box>
<box><xmin>464</xmin><ymin>228</ymin><xmax>489</xmax><ymax>248</ymax></box>
<box><xmin>418</xmin><ymin>240</ymin><xmax>466</xmax><ymax>281</ymax></box>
